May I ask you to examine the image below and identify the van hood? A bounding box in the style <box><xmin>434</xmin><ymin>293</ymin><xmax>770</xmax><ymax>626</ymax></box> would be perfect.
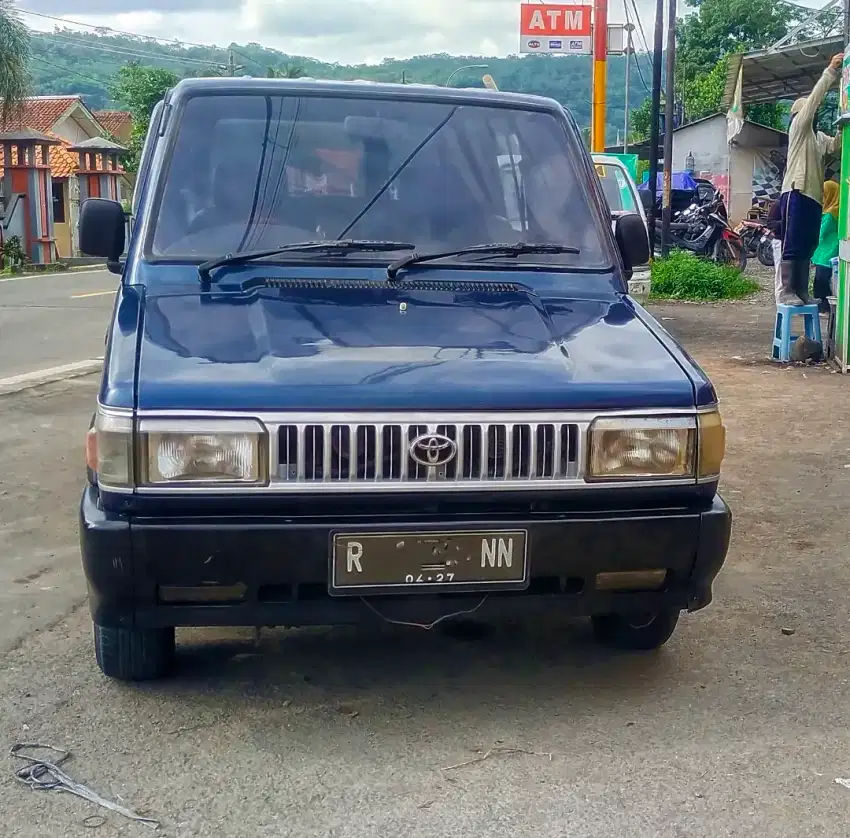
<box><xmin>135</xmin><ymin>281</ymin><xmax>696</xmax><ymax>411</ymax></box>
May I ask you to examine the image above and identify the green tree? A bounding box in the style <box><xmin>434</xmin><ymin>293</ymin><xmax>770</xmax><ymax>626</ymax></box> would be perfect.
<box><xmin>267</xmin><ymin>64</ymin><xmax>304</xmax><ymax>78</ymax></box>
<box><xmin>676</xmin><ymin>0</ymin><xmax>795</xmax><ymax>127</ymax></box>
<box><xmin>113</xmin><ymin>63</ymin><xmax>178</xmax><ymax>172</ymax></box>
<box><xmin>682</xmin><ymin>57</ymin><xmax>727</xmax><ymax>123</ymax></box>
<box><xmin>630</xmin><ymin>98</ymin><xmax>652</xmax><ymax>142</ymax></box>
<box><xmin>676</xmin><ymin>0</ymin><xmax>792</xmax><ymax>80</ymax></box>
<box><xmin>0</xmin><ymin>0</ymin><xmax>29</xmax><ymax>122</ymax></box>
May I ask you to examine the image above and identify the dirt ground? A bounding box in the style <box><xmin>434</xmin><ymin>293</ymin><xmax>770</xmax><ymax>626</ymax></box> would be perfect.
<box><xmin>3</xmin><ymin>272</ymin><xmax>850</xmax><ymax>836</ymax></box>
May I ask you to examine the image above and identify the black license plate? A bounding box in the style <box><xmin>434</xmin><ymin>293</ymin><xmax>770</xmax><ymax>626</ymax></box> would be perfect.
<box><xmin>330</xmin><ymin>530</ymin><xmax>528</xmax><ymax>595</ymax></box>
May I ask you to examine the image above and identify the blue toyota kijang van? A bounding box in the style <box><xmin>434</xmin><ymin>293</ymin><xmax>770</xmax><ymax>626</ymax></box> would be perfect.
<box><xmin>79</xmin><ymin>78</ymin><xmax>731</xmax><ymax>681</ymax></box>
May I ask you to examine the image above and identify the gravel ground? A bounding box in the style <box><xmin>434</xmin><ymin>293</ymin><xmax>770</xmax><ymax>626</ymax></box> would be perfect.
<box><xmin>2</xmin><ymin>284</ymin><xmax>850</xmax><ymax>837</ymax></box>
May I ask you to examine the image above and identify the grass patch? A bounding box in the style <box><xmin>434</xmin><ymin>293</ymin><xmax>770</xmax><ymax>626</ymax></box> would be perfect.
<box><xmin>650</xmin><ymin>251</ymin><xmax>760</xmax><ymax>301</ymax></box>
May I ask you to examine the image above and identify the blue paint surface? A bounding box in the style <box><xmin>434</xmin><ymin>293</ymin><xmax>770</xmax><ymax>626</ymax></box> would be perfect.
<box><xmin>99</xmin><ymin>79</ymin><xmax>713</xmax><ymax>414</ymax></box>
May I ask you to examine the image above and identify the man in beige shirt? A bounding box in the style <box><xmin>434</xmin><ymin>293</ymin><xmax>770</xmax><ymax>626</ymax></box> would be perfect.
<box><xmin>777</xmin><ymin>53</ymin><xmax>843</xmax><ymax>306</ymax></box>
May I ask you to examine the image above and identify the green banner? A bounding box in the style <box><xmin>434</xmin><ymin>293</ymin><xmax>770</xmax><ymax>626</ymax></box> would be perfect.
<box><xmin>602</xmin><ymin>153</ymin><xmax>638</xmax><ymax>182</ymax></box>
<box><xmin>836</xmin><ymin>52</ymin><xmax>850</xmax><ymax>371</ymax></box>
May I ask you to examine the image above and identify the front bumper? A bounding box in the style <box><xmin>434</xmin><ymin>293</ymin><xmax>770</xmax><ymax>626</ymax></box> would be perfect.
<box><xmin>80</xmin><ymin>486</ymin><xmax>731</xmax><ymax>629</ymax></box>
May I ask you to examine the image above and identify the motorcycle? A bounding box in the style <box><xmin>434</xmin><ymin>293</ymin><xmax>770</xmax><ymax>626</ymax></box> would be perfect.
<box><xmin>653</xmin><ymin>195</ymin><xmax>748</xmax><ymax>271</ymax></box>
<box><xmin>735</xmin><ymin>219</ymin><xmax>775</xmax><ymax>267</ymax></box>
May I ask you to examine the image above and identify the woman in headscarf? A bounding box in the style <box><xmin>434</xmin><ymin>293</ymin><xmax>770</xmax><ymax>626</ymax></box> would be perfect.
<box><xmin>812</xmin><ymin>179</ymin><xmax>840</xmax><ymax>313</ymax></box>
<box><xmin>777</xmin><ymin>53</ymin><xmax>843</xmax><ymax>306</ymax></box>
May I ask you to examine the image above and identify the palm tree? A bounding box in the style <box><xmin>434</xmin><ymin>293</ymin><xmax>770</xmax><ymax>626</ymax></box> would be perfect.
<box><xmin>0</xmin><ymin>0</ymin><xmax>29</xmax><ymax>124</ymax></box>
<box><xmin>267</xmin><ymin>65</ymin><xmax>304</xmax><ymax>79</ymax></box>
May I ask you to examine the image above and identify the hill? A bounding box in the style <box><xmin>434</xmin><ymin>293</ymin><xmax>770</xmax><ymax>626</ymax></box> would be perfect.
<box><xmin>28</xmin><ymin>28</ymin><xmax>652</xmax><ymax>141</ymax></box>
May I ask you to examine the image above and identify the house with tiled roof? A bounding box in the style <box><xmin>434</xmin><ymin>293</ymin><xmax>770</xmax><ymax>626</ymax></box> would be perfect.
<box><xmin>0</xmin><ymin>95</ymin><xmax>133</xmax><ymax>258</ymax></box>
<box><xmin>93</xmin><ymin>110</ymin><xmax>132</xmax><ymax>144</ymax></box>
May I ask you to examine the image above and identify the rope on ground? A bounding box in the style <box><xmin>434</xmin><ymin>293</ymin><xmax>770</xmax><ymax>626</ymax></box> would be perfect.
<box><xmin>10</xmin><ymin>743</ymin><xmax>159</xmax><ymax>829</ymax></box>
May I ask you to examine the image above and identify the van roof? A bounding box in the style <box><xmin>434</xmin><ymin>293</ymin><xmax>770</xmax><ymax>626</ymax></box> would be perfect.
<box><xmin>168</xmin><ymin>76</ymin><xmax>567</xmax><ymax>115</ymax></box>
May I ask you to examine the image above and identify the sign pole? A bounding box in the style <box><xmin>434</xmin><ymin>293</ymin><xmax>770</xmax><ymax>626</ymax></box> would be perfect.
<box><xmin>623</xmin><ymin>23</ymin><xmax>633</xmax><ymax>155</ymax></box>
<box><xmin>836</xmin><ymin>47</ymin><xmax>850</xmax><ymax>371</ymax></box>
<box><xmin>646</xmin><ymin>0</ymin><xmax>665</xmax><ymax>237</ymax></box>
<box><xmin>660</xmin><ymin>0</ymin><xmax>676</xmax><ymax>257</ymax></box>
<box><xmin>591</xmin><ymin>0</ymin><xmax>609</xmax><ymax>151</ymax></box>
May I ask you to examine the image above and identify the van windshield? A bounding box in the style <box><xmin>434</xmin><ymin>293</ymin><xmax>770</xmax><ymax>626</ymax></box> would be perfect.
<box><xmin>595</xmin><ymin>163</ymin><xmax>639</xmax><ymax>214</ymax></box>
<box><xmin>148</xmin><ymin>92</ymin><xmax>608</xmax><ymax>268</ymax></box>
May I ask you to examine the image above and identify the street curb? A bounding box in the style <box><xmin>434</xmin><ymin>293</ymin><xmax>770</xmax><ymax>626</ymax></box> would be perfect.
<box><xmin>0</xmin><ymin>359</ymin><xmax>103</xmax><ymax>396</ymax></box>
<box><xmin>0</xmin><ymin>266</ymin><xmax>108</xmax><ymax>283</ymax></box>
<box><xmin>62</xmin><ymin>264</ymin><xmax>108</xmax><ymax>273</ymax></box>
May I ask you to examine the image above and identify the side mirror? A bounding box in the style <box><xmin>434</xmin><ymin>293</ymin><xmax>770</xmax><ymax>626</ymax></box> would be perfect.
<box><xmin>79</xmin><ymin>198</ymin><xmax>126</xmax><ymax>274</ymax></box>
<box><xmin>615</xmin><ymin>212</ymin><xmax>650</xmax><ymax>273</ymax></box>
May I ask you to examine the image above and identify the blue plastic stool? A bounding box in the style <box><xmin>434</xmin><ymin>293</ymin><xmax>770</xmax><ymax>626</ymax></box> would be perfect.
<box><xmin>772</xmin><ymin>303</ymin><xmax>822</xmax><ymax>362</ymax></box>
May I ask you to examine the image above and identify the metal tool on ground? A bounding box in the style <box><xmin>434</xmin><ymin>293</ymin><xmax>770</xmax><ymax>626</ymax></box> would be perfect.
<box><xmin>10</xmin><ymin>743</ymin><xmax>160</xmax><ymax>829</ymax></box>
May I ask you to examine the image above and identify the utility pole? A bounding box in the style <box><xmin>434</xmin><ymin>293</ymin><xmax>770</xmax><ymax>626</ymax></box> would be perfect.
<box><xmin>227</xmin><ymin>49</ymin><xmax>244</xmax><ymax>77</ymax></box>
<box><xmin>660</xmin><ymin>0</ymin><xmax>677</xmax><ymax>257</ymax></box>
<box><xmin>623</xmin><ymin>23</ymin><xmax>634</xmax><ymax>154</ymax></box>
<box><xmin>591</xmin><ymin>0</ymin><xmax>609</xmax><ymax>151</ymax></box>
<box><xmin>647</xmin><ymin>0</ymin><xmax>665</xmax><ymax>237</ymax></box>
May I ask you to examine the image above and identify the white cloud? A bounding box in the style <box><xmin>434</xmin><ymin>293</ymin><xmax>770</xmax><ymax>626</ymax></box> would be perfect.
<box><xmin>22</xmin><ymin>0</ymin><xmax>832</xmax><ymax>65</ymax></box>
<box><xmin>23</xmin><ymin>0</ymin><xmax>583</xmax><ymax>63</ymax></box>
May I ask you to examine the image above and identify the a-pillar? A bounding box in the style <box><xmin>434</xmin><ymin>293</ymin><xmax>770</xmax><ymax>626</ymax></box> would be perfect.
<box><xmin>0</xmin><ymin>128</ymin><xmax>59</xmax><ymax>264</ymax></box>
<box><xmin>70</xmin><ymin>137</ymin><xmax>128</xmax><ymax>206</ymax></box>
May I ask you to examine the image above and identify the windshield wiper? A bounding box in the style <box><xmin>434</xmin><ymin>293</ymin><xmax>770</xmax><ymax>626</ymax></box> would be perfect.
<box><xmin>198</xmin><ymin>240</ymin><xmax>415</xmax><ymax>283</ymax></box>
<box><xmin>386</xmin><ymin>242</ymin><xmax>581</xmax><ymax>279</ymax></box>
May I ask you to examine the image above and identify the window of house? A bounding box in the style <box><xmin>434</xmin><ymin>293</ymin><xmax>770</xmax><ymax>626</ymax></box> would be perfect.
<box><xmin>52</xmin><ymin>181</ymin><xmax>66</xmax><ymax>224</ymax></box>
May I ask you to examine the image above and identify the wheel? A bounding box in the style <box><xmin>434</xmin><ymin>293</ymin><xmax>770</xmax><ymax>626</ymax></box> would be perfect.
<box><xmin>591</xmin><ymin>608</ymin><xmax>680</xmax><ymax>651</ymax></box>
<box><xmin>741</xmin><ymin>230</ymin><xmax>758</xmax><ymax>258</ymax></box>
<box><xmin>713</xmin><ymin>238</ymin><xmax>747</xmax><ymax>272</ymax></box>
<box><xmin>757</xmin><ymin>237</ymin><xmax>775</xmax><ymax>267</ymax></box>
<box><xmin>93</xmin><ymin>623</ymin><xmax>175</xmax><ymax>681</ymax></box>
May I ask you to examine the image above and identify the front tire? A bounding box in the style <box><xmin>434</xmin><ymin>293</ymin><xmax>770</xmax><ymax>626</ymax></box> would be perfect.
<box><xmin>757</xmin><ymin>237</ymin><xmax>775</xmax><ymax>267</ymax></box>
<box><xmin>93</xmin><ymin>623</ymin><xmax>175</xmax><ymax>681</ymax></box>
<box><xmin>591</xmin><ymin>608</ymin><xmax>680</xmax><ymax>651</ymax></box>
<box><xmin>713</xmin><ymin>238</ymin><xmax>747</xmax><ymax>272</ymax></box>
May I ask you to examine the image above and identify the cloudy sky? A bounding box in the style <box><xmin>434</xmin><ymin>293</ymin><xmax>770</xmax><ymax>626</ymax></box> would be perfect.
<box><xmin>17</xmin><ymin>0</ymin><xmax>830</xmax><ymax>65</ymax></box>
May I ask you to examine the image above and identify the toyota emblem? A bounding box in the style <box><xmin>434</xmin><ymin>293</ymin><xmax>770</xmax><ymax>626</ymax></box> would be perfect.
<box><xmin>409</xmin><ymin>433</ymin><xmax>457</xmax><ymax>467</ymax></box>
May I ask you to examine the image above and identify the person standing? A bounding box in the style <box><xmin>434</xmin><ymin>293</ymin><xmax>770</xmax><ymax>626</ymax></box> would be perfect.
<box><xmin>777</xmin><ymin>53</ymin><xmax>843</xmax><ymax>306</ymax></box>
<box><xmin>812</xmin><ymin>179</ymin><xmax>840</xmax><ymax>312</ymax></box>
<box><xmin>767</xmin><ymin>196</ymin><xmax>783</xmax><ymax>303</ymax></box>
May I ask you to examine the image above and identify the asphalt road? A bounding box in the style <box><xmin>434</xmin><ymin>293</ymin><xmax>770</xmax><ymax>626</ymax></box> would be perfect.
<box><xmin>3</xmin><ymin>279</ymin><xmax>850</xmax><ymax>836</ymax></box>
<box><xmin>0</xmin><ymin>269</ymin><xmax>115</xmax><ymax>380</ymax></box>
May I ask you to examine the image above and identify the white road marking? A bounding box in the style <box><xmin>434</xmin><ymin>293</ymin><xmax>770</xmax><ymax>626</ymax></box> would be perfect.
<box><xmin>0</xmin><ymin>358</ymin><xmax>103</xmax><ymax>396</ymax></box>
<box><xmin>71</xmin><ymin>290</ymin><xmax>115</xmax><ymax>299</ymax></box>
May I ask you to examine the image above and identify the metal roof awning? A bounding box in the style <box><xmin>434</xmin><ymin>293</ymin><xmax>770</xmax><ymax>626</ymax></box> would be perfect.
<box><xmin>722</xmin><ymin>35</ymin><xmax>844</xmax><ymax>108</ymax></box>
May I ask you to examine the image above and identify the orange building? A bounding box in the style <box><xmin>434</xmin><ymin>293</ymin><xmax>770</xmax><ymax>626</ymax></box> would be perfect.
<box><xmin>0</xmin><ymin>96</ymin><xmax>133</xmax><ymax>259</ymax></box>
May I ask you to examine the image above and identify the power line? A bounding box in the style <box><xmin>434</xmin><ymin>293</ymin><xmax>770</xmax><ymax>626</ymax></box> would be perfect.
<box><xmin>19</xmin><ymin>8</ymin><xmax>267</xmax><ymax>72</ymax></box>
<box><xmin>623</xmin><ymin>0</ymin><xmax>651</xmax><ymax>93</ymax></box>
<box><xmin>32</xmin><ymin>31</ymin><xmax>226</xmax><ymax>69</ymax></box>
<box><xmin>29</xmin><ymin>56</ymin><xmax>107</xmax><ymax>88</ymax></box>
<box><xmin>20</xmin><ymin>8</ymin><xmax>222</xmax><ymax>50</ymax></box>
<box><xmin>627</xmin><ymin>0</ymin><xmax>663</xmax><ymax>96</ymax></box>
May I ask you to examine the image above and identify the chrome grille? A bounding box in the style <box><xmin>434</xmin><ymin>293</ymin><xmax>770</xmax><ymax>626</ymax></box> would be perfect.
<box><xmin>277</xmin><ymin>420</ymin><xmax>579</xmax><ymax>487</ymax></box>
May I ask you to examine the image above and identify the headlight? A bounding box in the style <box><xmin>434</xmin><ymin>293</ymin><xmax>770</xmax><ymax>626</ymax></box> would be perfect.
<box><xmin>588</xmin><ymin>416</ymin><xmax>696</xmax><ymax>480</ymax></box>
<box><xmin>587</xmin><ymin>411</ymin><xmax>725</xmax><ymax>482</ymax></box>
<box><xmin>139</xmin><ymin>419</ymin><xmax>268</xmax><ymax>486</ymax></box>
<box><xmin>87</xmin><ymin>408</ymin><xmax>133</xmax><ymax>490</ymax></box>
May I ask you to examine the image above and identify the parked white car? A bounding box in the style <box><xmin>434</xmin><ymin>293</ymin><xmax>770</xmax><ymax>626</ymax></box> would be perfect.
<box><xmin>591</xmin><ymin>154</ymin><xmax>651</xmax><ymax>303</ymax></box>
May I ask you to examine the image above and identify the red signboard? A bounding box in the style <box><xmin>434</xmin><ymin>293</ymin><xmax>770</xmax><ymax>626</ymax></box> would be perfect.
<box><xmin>520</xmin><ymin>3</ymin><xmax>591</xmax><ymax>37</ymax></box>
<box><xmin>520</xmin><ymin>3</ymin><xmax>592</xmax><ymax>54</ymax></box>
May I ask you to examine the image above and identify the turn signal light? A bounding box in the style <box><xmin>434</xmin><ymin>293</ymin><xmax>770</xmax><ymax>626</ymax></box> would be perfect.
<box><xmin>85</xmin><ymin>426</ymin><xmax>98</xmax><ymax>472</ymax></box>
<box><xmin>698</xmin><ymin>411</ymin><xmax>726</xmax><ymax>479</ymax></box>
